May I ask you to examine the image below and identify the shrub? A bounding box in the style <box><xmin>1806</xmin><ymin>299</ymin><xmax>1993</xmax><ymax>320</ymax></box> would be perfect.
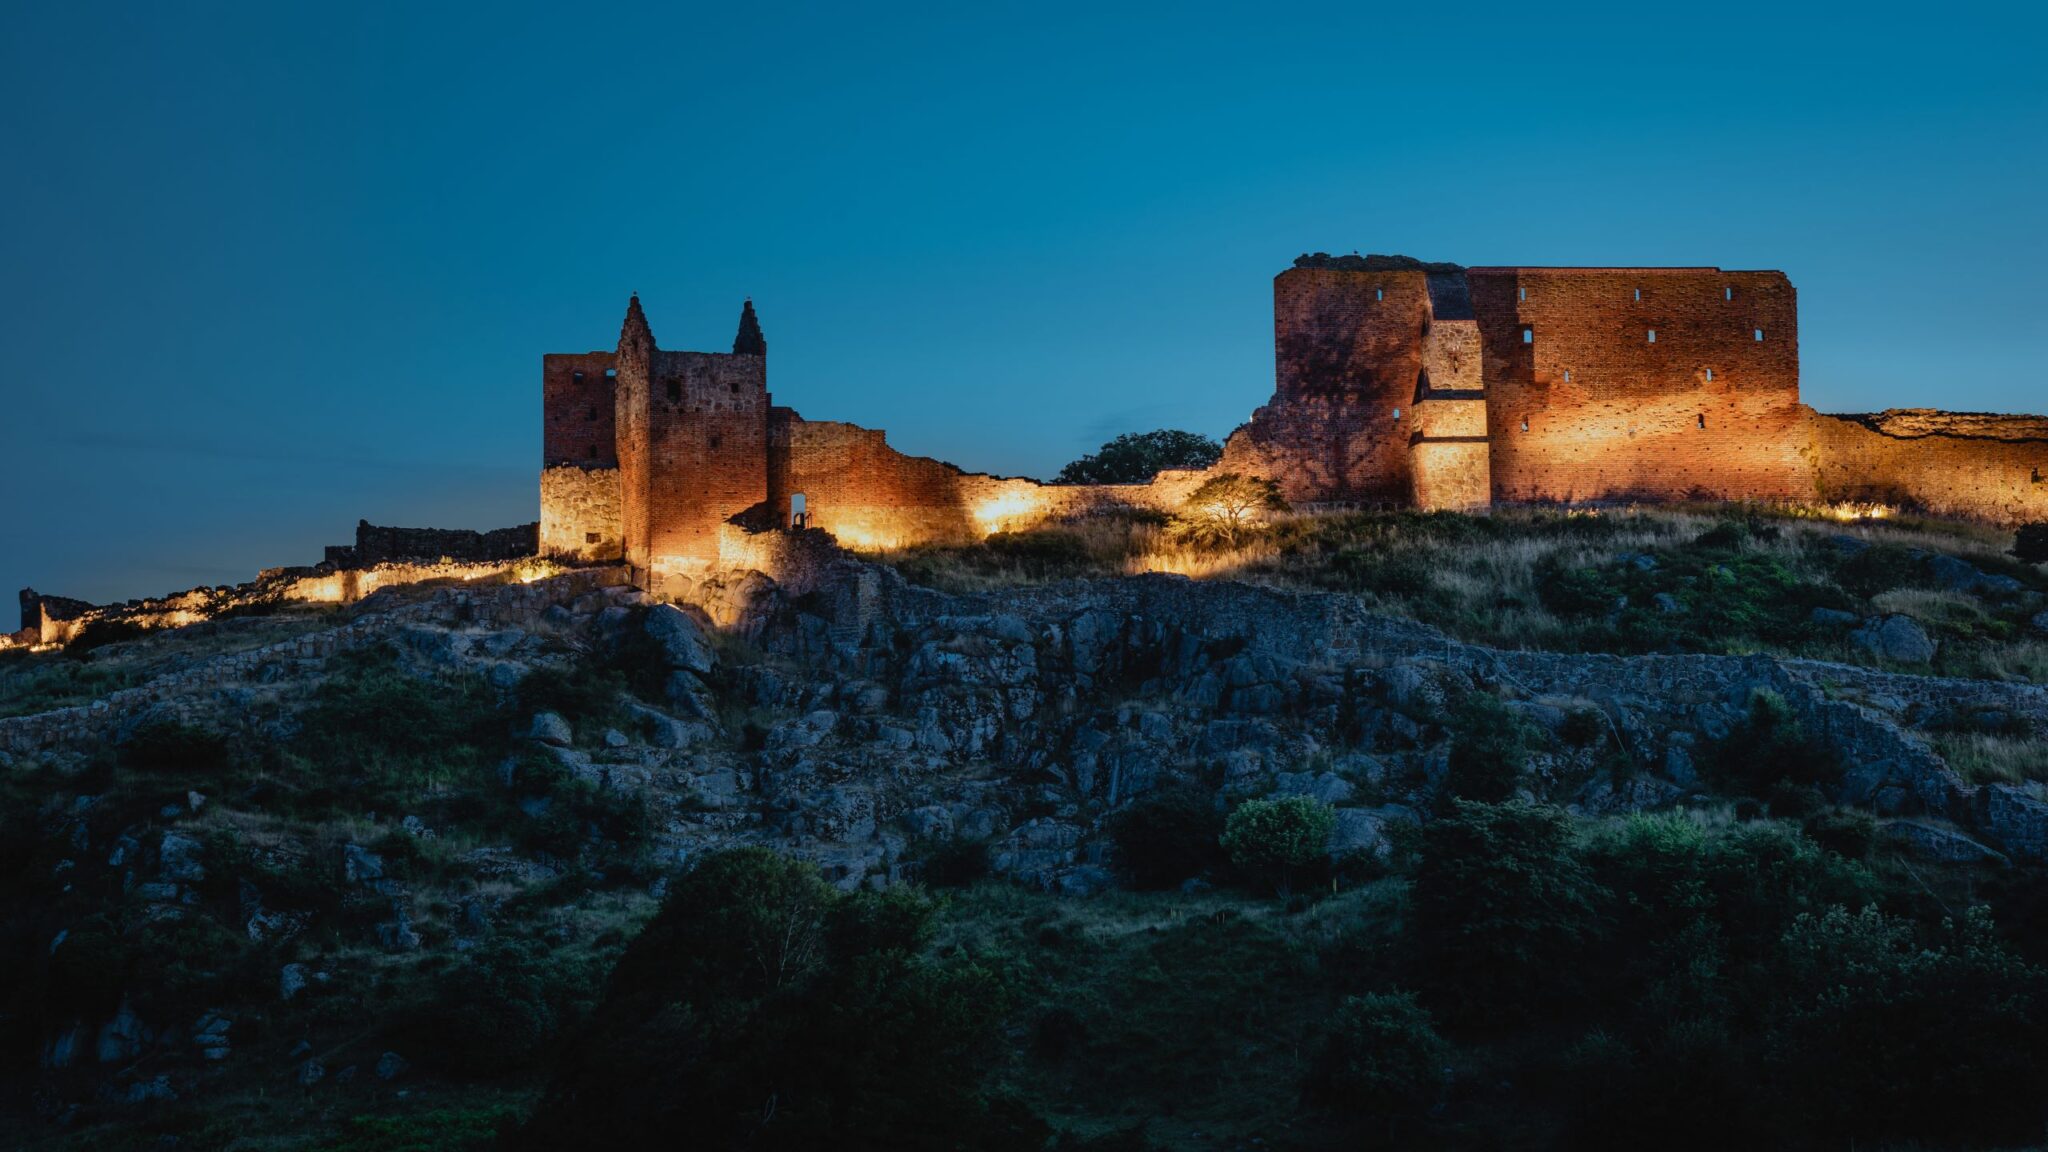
<box><xmin>118</xmin><ymin>722</ymin><xmax>229</xmax><ymax>773</ymax></box>
<box><xmin>400</xmin><ymin>940</ymin><xmax>576</xmax><ymax>1077</ymax></box>
<box><xmin>1309</xmin><ymin>990</ymin><xmax>1450</xmax><ymax>1122</ymax></box>
<box><xmin>519</xmin><ymin>849</ymin><xmax>1037</xmax><ymax>1151</ymax></box>
<box><xmin>1766</xmin><ymin>905</ymin><xmax>2048</xmax><ymax>1148</ymax></box>
<box><xmin>1801</xmin><ymin>807</ymin><xmax>1876</xmax><ymax>860</ymax></box>
<box><xmin>1441</xmin><ymin>695</ymin><xmax>1530</xmax><ymax>804</ymax></box>
<box><xmin>1706</xmin><ymin>689</ymin><xmax>1835</xmax><ymax>797</ymax></box>
<box><xmin>1220</xmin><ymin>796</ymin><xmax>1335</xmax><ymax>889</ymax></box>
<box><xmin>919</xmin><ymin>837</ymin><xmax>992</xmax><ymax>889</ymax></box>
<box><xmin>1410</xmin><ymin>800</ymin><xmax>1604</xmax><ymax>1020</ymax></box>
<box><xmin>1108</xmin><ymin>784</ymin><xmax>1225</xmax><ymax>889</ymax></box>
<box><xmin>1168</xmin><ymin>474</ymin><xmax>1287</xmax><ymax>549</ymax></box>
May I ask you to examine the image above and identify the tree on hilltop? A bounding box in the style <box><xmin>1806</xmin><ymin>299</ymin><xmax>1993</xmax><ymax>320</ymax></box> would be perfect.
<box><xmin>1055</xmin><ymin>429</ymin><xmax>1222</xmax><ymax>485</ymax></box>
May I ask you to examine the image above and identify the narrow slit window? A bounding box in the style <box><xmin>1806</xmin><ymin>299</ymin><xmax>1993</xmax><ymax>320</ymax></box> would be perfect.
<box><xmin>708</xmin><ymin>434</ymin><xmax>720</xmax><ymax>449</ymax></box>
<box><xmin>2034</xmin><ymin>467</ymin><xmax>2043</xmax><ymax>484</ymax></box>
<box><xmin>587</xmin><ymin>442</ymin><xmax>598</xmax><ymax>457</ymax></box>
<box><xmin>1375</xmin><ymin>288</ymin><xmax>1384</xmax><ymax>301</ymax></box>
<box><xmin>1563</xmin><ymin>369</ymin><xmax>1572</xmax><ymax>382</ymax></box>
<box><xmin>1697</xmin><ymin>413</ymin><xmax>1706</xmax><ymax>429</ymax></box>
<box><xmin>1725</xmin><ymin>286</ymin><xmax>1734</xmax><ymax>301</ymax></box>
<box><xmin>790</xmin><ymin>492</ymin><xmax>808</xmax><ymax>528</ymax></box>
<box><xmin>729</xmin><ymin>381</ymin><xmax>738</xmax><ymax>393</ymax></box>
<box><xmin>605</xmin><ymin>368</ymin><xmax>617</xmax><ymax>380</ymax></box>
<box><xmin>1518</xmin><ymin>287</ymin><xmax>1527</xmax><ymax>302</ymax></box>
<box><xmin>1647</xmin><ymin>329</ymin><xmax>1657</xmax><ymax>343</ymax></box>
<box><xmin>1704</xmin><ymin>368</ymin><xmax>1714</xmax><ymax>381</ymax></box>
<box><xmin>665</xmin><ymin>380</ymin><xmax>681</xmax><ymax>403</ymax></box>
<box><xmin>1754</xmin><ymin>328</ymin><xmax>1765</xmax><ymax>341</ymax></box>
<box><xmin>1522</xmin><ymin>327</ymin><xmax>1534</xmax><ymax>344</ymax></box>
<box><xmin>584</xmin><ymin>532</ymin><xmax>601</xmax><ymax>545</ymax></box>
<box><xmin>1392</xmin><ymin>408</ymin><xmax>1401</xmax><ymax>421</ymax></box>
<box><xmin>1633</xmin><ymin>288</ymin><xmax>1642</xmax><ymax>302</ymax></box>
<box><xmin>1520</xmin><ymin>419</ymin><xmax>1529</xmax><ymax>432</ymax></box>
<box><xmin>572</xmin><ymin>370</ymin><xmax>585</xmax><ymax>382</ymax></box>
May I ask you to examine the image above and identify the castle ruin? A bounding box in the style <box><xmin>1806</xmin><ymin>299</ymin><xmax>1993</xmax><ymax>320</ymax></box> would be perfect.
<box><xmin>540</xmin><ymin>255</ymin><xmax>2048</xmax><ymax>593</ymax></box>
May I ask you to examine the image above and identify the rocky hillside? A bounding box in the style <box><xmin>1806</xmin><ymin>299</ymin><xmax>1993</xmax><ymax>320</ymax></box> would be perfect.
<box><xmin>5</xmin><ymin>511</ymin><xmax>2048</xmax><ymax>1149</ymax></box>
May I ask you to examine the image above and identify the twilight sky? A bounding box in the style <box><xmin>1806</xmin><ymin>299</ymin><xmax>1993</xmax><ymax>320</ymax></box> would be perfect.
<box><xmin>3</xmin><ymin>1</ymin><xmax>2044</xmax><ymax>607</ymax></box>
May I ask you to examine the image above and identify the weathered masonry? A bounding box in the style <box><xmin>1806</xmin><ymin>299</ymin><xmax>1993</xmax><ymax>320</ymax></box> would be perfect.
<box><xmin>538</xmin><ymin>256</ymin><xmax>2048</xmax><ymax>591</ymax></box>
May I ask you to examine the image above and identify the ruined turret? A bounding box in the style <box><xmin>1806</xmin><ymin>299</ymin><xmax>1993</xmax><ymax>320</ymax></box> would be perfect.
<box><xmin>733</xmin><ymin>298</ymin><xmax>766</xmax><ymax>357</ymax></box>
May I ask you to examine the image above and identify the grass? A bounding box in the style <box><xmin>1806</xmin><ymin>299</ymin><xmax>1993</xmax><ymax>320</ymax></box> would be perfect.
<box><xmin>1928</xmin><ymin>731</ymin><xmax>2048</xmax><ymax>786</ymax></box>
<box><xmin>877</xmin><ymin>504</ymin><xmax>2048</xmax><ymax>681</ymax></box>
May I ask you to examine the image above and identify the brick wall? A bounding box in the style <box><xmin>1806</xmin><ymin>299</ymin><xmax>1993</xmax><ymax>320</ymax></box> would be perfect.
<box><xmin>641</xmin><ymin>349</ymin><xmax>769</xmax><ymax>581</ymax></box>
<box><xmin>1219</xmin><ymin>267</ymin><xmax>1433</xmax><ymax>503</ymax></box>
<box><xmin>1471</xmin><ymin>267</ymin><xmax>1811</xmax><ymax>504</ymax></box>
<box><xmin>324</xmin><ymin>520</ymin><xmax>537</xmax><ymax>567</ymax></box>
<box><xmin>1812</xmin><ymin>410</ymin><xmax>2048</xmax><ymax>524</ymax></box>
<box><xmin>542</xmin><ymin>352</ymin><xmax>619</xmax><ymax>467</ymax></box>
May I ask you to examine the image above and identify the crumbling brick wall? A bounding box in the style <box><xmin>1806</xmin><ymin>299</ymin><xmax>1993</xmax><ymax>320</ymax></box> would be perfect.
<box><xmin>1812</xmin><ymin>410</ymin><xmax>2048</xmax><ymax>524</ymax></box>
<box><xmin>1219</xmin><ymin>265</ymin><xmax>1433</xmax><ymax>504</ymax></box>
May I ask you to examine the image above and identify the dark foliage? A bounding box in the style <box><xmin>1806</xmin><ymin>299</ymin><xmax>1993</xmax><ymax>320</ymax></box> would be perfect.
<box><xmin>1107</xmin><ymin>784</ymin><xmax>1225</xmax><ymax>889</ymax></box>
<box><xmin>2016</xmin><ymin>522</ymin><xmax>2048</xmax><ymax>564</ymax></box>
<box><xmin>1055</xmin><ymin>430</ymin><xmax>1222</xmax><ymax>485</ymax></box>
<box><xmin>518</xmin><ymin>848</ymin><xmax>1036</xmax><ymax>1152</ymax></box>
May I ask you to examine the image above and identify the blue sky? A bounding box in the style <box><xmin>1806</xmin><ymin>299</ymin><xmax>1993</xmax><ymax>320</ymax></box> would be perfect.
<box><xmin>3</xmin><ymin>1</ymin><xmax>2044</xmax><ymax>606</ymax></box>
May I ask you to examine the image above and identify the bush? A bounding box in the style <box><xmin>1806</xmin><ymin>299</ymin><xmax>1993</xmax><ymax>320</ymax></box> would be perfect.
<box><xmin>1801</xmin><ymin>807</ymin><xmax>1876</xmax><ymax>860</ymax></box>
<box><xmin>1108</xmin><ymin>784</ymin><xmax>1225</xmax><ymax>889</ymax></box>
<box><xmin>519</xmin><ymin>848</ymin><xmax>1038</xmax><ymax>1151</ymax></box>
<box><xmin>118</xmin><ymin>722</ymin><xmax>229</xmax><ymax>773</ymax></box>
<box><xmin>1706</xmin><ymin>689</ymin><xmax>1835</xmax><ymax>798</ymax></box>
<box><xmin>400</xmin><ymin>940</ymin><xmax>580</xmax><ymax>1077</ymax></box>
<box><xmin>1441</xmin><ymin>695</ymin><xmax>1530</xmax><ymax>804</ymax></box>
<box><xmin>1411</xmin><ymin>800</ymin><xmax>1604</xmax><ymax>1020</ymax></box>
<box><xmin>919</xmin><ymin>838</ymin><xmax>992</xmax><ymax>889</ymax></box>
<box><xmin>1309</xmin><ymin>990</ymin><xmax>1450</xmax><ymax>1121</ymax></box>
<box><xmin>1766</xmin><ymin>906</ymin><xmax>2048</xmax><ymax>1148</ymax></box>
<box><xmin>1220</xmin><ymin>796</ymin><xmax>1334</xmax><ymax>889</ymax></box>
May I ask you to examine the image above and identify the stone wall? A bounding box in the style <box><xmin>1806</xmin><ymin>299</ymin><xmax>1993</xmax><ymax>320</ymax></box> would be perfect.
<box><xmin>539</xmin><ymin>465</ymin><xmax>624</xmax><ymax>561</ymax></box>
<box><xmin>324</xmin><ymin>520</ymin><xmax>537</xmax><ymax>568</ymax></box>
<box><xmin>1811</xmin><ymin>410</ymin><xmax>2048</xmax><ymax>526</ymax></box>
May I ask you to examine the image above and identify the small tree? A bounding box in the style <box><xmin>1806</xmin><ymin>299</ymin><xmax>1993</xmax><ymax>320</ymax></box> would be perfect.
<box><xmin>1056</xmin><ymin>430</ymin><xmax>1222</xmax><ymax>485</ymax></box>
<box><xmin>1310</xmin><ymin>991</ymin><xmax>1451</xmax><ymax>1126</ymax></box>
<box><xmin>1221</xmin><ymin>795</ymin><xmax>1335</xmax><ymax>890</ymax></box>
<box><xmin>1171</xmin><ymin>473</ymin><xmax>1288</xmax><ymax>549</ymax></box>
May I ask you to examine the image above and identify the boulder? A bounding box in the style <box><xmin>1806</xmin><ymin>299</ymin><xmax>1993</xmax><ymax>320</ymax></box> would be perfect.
<box><xmin>280</xmin><ymin>963</ymin><xmax>308</xmax><ymax>1002</ymax></box>
<box><xmin>1325</xmin><ymin>805</ymin><xmax>1419</xmax><ymax>864</ymax></box>
<box><xmin>1808</xmin><ymin>607</ymin><xmax>1859</xmax><ymax>628</ymax></box>
<box><xmin>342</xmin><ymin>843</ymin><xmax>385</xmax><ymax>884</ymax></box>
<box><xmin>156</xmin><ymin>832</ymin><xmax>206</xmax><ymax>884</ymax></box>
<box><xmin>1275</xmin><ymin>770</ymin><xmax>1355</xmax><ymax>807</ymax></box>
<box><xmin>2032</xmin><ymin>610</ymin><xmax>2048</xmax><ymax>637</ymax></box>
<box><xmin>644</xmin><ymin>604</ymin><xmax>715</xmax><ymax>676</ymax></box>
<box><xmin>1850</xmin><ymin>615</ymin><xmax>1937</xmax><ymax>664</ymax></box>
<box><xmin>375</xmin><ymin>1051</ymin><xmax>410</xmax><ymax>1081</ymax></box>
<box><xmin>528</xmin><ymin>711</ymin><xmax>573</xmax><ymax>747</ymax></box>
